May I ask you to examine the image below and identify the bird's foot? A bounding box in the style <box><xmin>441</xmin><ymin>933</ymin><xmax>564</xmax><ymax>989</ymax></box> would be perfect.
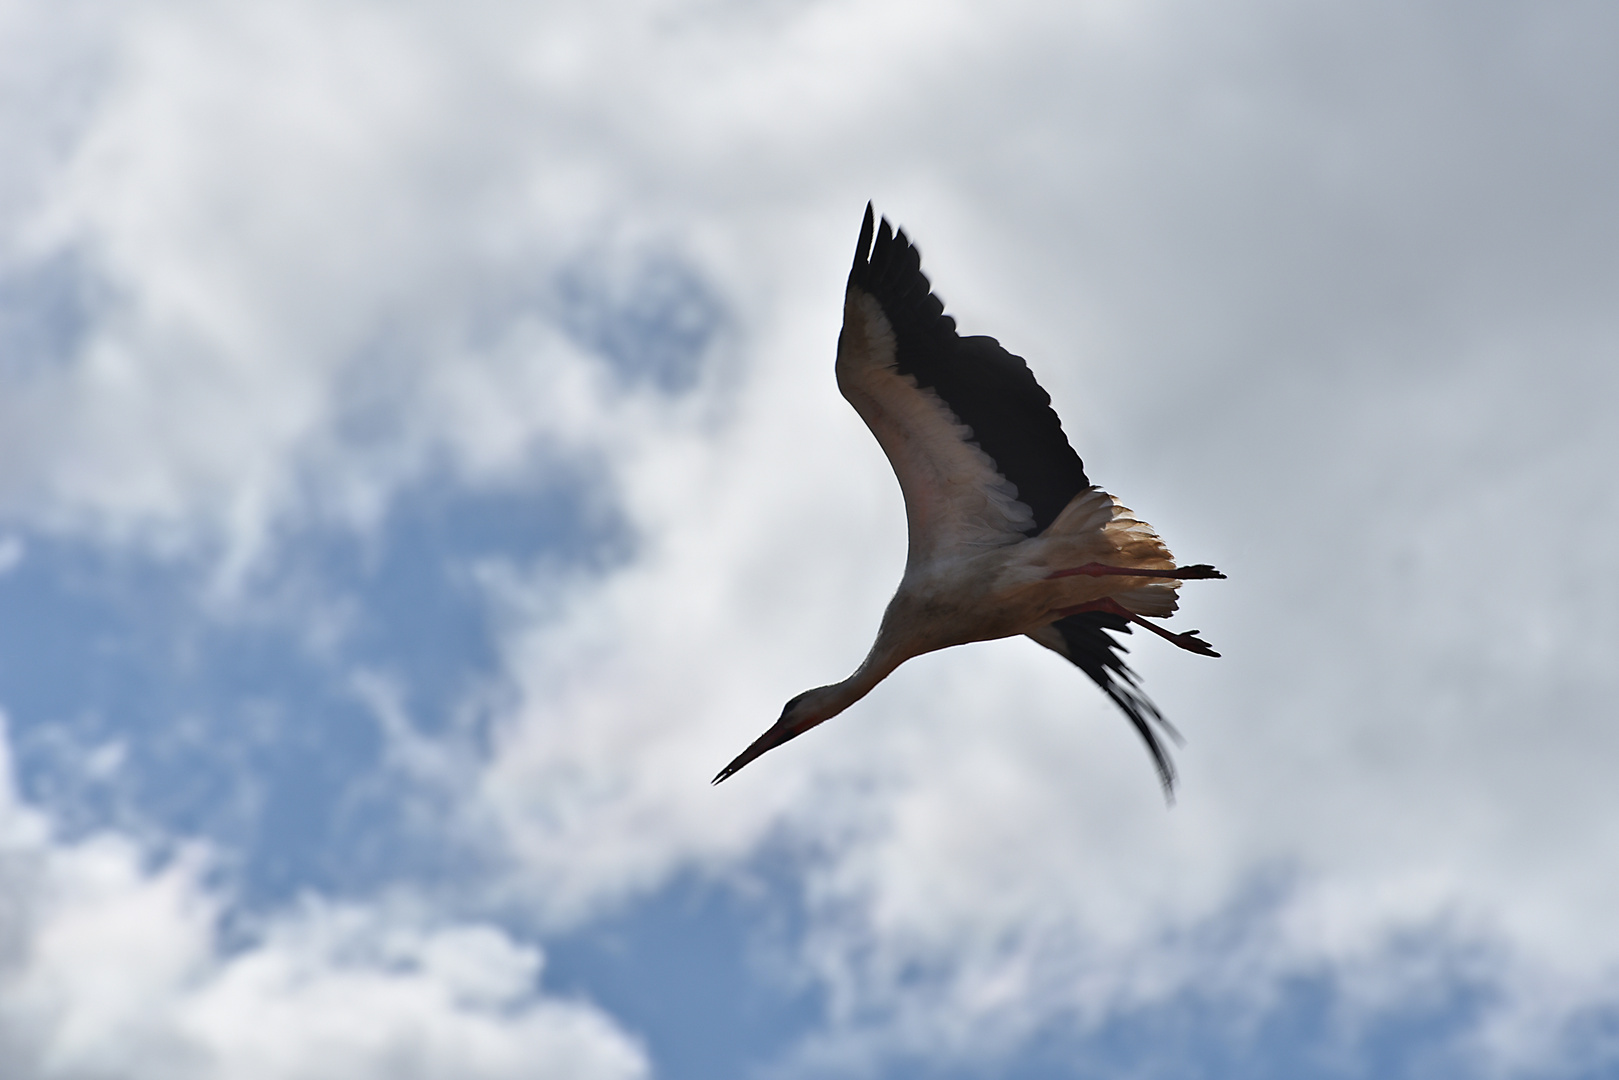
<box><xmin>1157</xmin><ymin>626</ymin><xmax>1220</xmax><ymax>657</ymax></box>
<box><xmin>1057</xmin><ymin>597</ymin><xmax>1222</xmax><ymax>658</ymax></box>
<box><xmin>1128</xmin><ymin>614</ymin><xmax>1222</xmax><ymax>657</ymax></box>
<box><xmin>1046</xmin><ymin>562</ymin><xmax>1226</xmax><ymax>581</ymax></box>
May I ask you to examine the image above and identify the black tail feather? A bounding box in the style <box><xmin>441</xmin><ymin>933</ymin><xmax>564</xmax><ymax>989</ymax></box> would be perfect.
<box><xmin>1046</xmin><ymin>611</ymin><xmax>1183</xmax><ymax>800</ymax></box>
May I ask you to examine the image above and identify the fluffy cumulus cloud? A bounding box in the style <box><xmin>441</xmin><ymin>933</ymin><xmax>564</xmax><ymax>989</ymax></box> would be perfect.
<box><xmin>1</xmin><ymin>0</ymin><xmax>1618</xmax><ymax>1076</ymax></box>
<box><xmin>0</xmin><ymin>717</ymin><xmax>647</xmax><ymax>1080</ymax></box>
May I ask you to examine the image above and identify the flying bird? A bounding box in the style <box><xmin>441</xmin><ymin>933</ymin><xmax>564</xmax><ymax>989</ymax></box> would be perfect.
<box><xmin>714</xmin><ymin>205</ymin><xmax>1224</xmax><ymax>793</ymax></box>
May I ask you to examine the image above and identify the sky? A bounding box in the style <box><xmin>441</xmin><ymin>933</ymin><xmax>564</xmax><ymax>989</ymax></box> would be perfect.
<box><xmin>0</xmin><ymin>1</ymin><xmax>1617</xmax><ymax>1077</ymax></box>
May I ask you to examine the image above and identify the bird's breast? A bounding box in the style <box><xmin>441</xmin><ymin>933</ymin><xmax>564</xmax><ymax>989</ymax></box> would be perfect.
<box><xmin>885</xmin><ymin>550</ymin><xmax>1053</xmax><ymax>655</ymax></box>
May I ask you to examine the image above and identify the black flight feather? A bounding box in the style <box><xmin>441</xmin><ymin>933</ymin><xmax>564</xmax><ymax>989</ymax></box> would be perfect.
<box><xmin>1048</xmin><ymin>612</ymin><xmax>1182</xmax><ymax>796</ymax></box>
<box><xmin>846</xmin><ymin>203</ymin><xmax>1090</xmax><ymax>536</ymax></box>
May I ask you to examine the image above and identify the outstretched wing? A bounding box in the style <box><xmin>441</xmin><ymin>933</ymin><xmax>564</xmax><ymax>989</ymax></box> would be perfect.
<box><xmin>836</xmin><ymin>204</ymin><xmax>1090</xmax><ymax>563</ymax></box>
<box><xmin>836</xmin><ymin>205</ymin><xmax>1185</xmax><ymax>794</ymax></box>
<box><xmin>1026</xmin><ymin>612</ymin><xmax>1183</xmax><ymax>797</ymax></box>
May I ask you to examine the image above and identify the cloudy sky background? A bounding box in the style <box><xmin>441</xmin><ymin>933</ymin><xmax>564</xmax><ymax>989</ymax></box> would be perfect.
<box><xmin>0</xmin><ymin>1</ymin><xmax>1616</xmax><ymax>1076</ymax></box>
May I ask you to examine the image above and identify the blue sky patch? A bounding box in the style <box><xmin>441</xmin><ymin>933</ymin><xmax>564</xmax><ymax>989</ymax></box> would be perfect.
<box><xmin>0</xmin><ymin>466</ymin><xmax>627</xmax><ymax>906</ymax></box>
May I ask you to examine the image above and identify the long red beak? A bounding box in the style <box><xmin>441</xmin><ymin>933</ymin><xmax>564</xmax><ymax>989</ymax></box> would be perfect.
<box><xmin>711</xmin><ymin>715</ymin><xmax>824</xmax><ymax>784</ymax></box>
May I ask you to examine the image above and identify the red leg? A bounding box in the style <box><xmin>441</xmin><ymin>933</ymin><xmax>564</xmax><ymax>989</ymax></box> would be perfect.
<box><xmin>1046</xmin><ymin>562</ymin><xmax>1225</xmax><ymax>581</ymax></box>
<box><xmin>1053</xmin><ymin>598</ymin><xmax>1221</xmax><ymax>657</ymax></box>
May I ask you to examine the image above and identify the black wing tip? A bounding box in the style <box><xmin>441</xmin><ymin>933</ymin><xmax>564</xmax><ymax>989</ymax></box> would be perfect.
<box><xmin>850</xmin><ymin>202</ymin><xmax>896</xmax><ymax>285</ymax></box>
<box><xmin>851</xmin><ymin>202</ymin><xmax>876</xmax><ymax>283</ymax></box>
<box><xmin>849</xmin><ymin>203</ymin><xmax>921</xmax><ymax>295</ymax></box>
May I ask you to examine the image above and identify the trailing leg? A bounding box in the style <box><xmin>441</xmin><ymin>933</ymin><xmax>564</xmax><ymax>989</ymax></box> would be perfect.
<box><xmin>1046</xmin><ymin>562</ymin><xmax>1225</xmax><ymax>581</ymax></box>
<box><xmin>1052</xmin><ymin>597</ymin><xmax>1220</xmax><ymax>657</ymax></box>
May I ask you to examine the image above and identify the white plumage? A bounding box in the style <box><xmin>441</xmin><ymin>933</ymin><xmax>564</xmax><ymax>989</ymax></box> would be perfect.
<box><xmin>715</xmin><ymin>206</ymin><xmax>1223</xmax><ymax>793</ymax></box>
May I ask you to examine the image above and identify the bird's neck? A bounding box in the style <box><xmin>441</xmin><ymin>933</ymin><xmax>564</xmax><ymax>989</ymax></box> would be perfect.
<box><xmin>819</xmin><ymin>642</ymin><xmax>907</xmax><ymax>721</ymax></box>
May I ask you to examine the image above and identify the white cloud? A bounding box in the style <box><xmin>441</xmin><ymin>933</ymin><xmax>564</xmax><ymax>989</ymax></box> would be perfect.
<box><xmin>2</xmin><ymin>0</ymin><xmax>1618</xmax><ymax>1075</ymax></box>
<box><xmin>0</xmin><ymin>713</ymin><xmax>648</xmax><ymax>1080</ymax></box>
<box><xmin>463</xmin><ymin>2</ymin><xmax>1619</xmax><ymax>1074</ymax></box>
<box><xmin>0</xmin><ymin>0</ymin><xmax>722</xmax><ymax>576</ymax></box>
<box><xmin>0</xmin><ymin>536</ymin><xmax>22</xmax><ymax>576</ymax></box>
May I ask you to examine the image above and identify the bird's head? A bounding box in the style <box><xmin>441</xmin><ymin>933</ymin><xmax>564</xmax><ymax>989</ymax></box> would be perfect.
<box><xmin>777</xmin><ymin>687</ymin><xmax>818</xmax><ymax>723</ymax></box>
<box><xmin>712</xmin><ymin>685</ymin><xmax>843</xmax><ymax>784</ymax></box>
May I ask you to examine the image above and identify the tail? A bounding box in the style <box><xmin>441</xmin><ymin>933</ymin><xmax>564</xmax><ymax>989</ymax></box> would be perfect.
<box><xmin>1040</xmin><ymin>488</ymin><xmax>1185</xmax><ymax>618</ymax></box>
<box><xmin>1026</xmin><ymin>612</ymin><xmax>1183</xmax><ymax>800</ymax></box>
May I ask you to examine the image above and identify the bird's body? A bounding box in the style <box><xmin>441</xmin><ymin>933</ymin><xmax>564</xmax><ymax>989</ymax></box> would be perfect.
<box><xmin>716</xmin><ymin>205</ymin><xmax>1224</xmax><ymax>792</ymax></box>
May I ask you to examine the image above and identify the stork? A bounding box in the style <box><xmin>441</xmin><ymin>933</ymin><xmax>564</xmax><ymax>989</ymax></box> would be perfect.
<box><xmin>714</xmin><ymin>205</ymin><xmax>1224</xmax><ymax>793</ymax></box>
